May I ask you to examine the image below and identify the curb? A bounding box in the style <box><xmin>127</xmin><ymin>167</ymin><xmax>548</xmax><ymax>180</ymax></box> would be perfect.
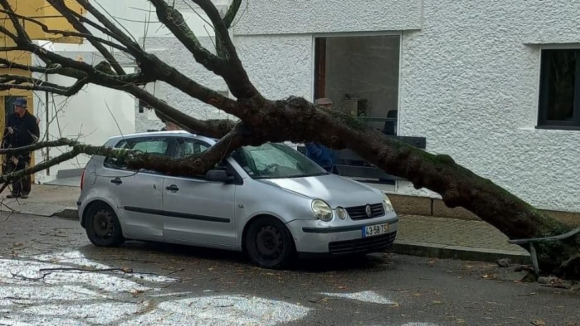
<box><xmin>49</xmin><ymin>208</ymin><xmax>531</xmax><ymax>265</ymax></box>
<box><xmin>52</xmin><ymin>207</ymin><xmax>79</xmax><ymax>220</ymax></box>
<box><xmin>388</xmin><ymin>240</ymin><xmax>530</xmax><ymax>265</ymax></box>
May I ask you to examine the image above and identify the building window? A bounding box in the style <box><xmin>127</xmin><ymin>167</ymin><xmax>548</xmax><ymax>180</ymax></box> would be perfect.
<box><xmin>538</xmin><ymin>49</ymin><xmax>580</xmax><ymax>128</ymax></box>
<box><xmin>313</xmin><ymin>35</ymin><xmax>400</xmax><ymax>134</ymax></box>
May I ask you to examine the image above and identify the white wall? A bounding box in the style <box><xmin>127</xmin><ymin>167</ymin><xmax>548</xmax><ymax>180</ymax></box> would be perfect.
<box><xmin>233</xmin><ymin>0</ymin><xmax>423</xmax><ymax>35</ymax></box>
<box><xmin>397</xmin><ymin>0</ymin><xmax>580</xmax><ymax>212</ymax></box>
<box><xmin>229</xmin><ymin>0</ymin><xmax>580</xmax><ymax>213</ymax></box>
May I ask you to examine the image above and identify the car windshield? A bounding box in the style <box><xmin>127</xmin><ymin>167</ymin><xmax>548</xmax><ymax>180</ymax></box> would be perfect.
<box><xmin>231</xmin><ymin>143</ymin><xmax>328</xmax><ymax>179</ymax></box>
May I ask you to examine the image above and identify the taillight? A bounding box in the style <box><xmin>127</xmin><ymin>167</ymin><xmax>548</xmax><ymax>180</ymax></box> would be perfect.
<box><xmin>80</xmin><ymin>169</ymin><xmax>85</xmax><ymax>190</ymax></box>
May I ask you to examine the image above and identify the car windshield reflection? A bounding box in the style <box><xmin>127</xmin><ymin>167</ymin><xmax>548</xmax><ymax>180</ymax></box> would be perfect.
<box><xmin>231</xmin><ymin>143</ymin><xmax>327</xmax><ymax>179</ymax></box>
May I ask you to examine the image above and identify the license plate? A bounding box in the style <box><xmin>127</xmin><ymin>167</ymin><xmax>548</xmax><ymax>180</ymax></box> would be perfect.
<box><xmin>362</xmin><ymin>223</ymin><xmax>389</xmax><ymax>237</ymax></box>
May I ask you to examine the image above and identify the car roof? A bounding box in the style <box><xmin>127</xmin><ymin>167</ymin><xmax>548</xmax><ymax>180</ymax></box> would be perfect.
<box><xmin>105</xmin><ymin>131</ymin><xmax>217</xmax><ymax>146</ymax></box>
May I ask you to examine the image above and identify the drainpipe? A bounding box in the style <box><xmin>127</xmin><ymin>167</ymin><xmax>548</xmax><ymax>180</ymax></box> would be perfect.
<box><xmin>45</xmin><ymin>73</ymin><xmax>50</xmax><ymax>176</ymax></box>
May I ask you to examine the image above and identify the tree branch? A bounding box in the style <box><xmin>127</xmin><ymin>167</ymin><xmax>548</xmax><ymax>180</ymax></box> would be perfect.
<box><xmin>0</xmin><ymin>74</ymin><xmax>89</xmax><ymax>96</ymax></box>
<box><xmin>190</xmin><ymin>0</ymin><xmax>259</xmax><ymax>99</ymax></box>
<box><xmin>0</xmin><ymin>8</ymin><xmax>131</xmax><ymax>56</ymax></box>
<box><xmin>73</xmin><ymin>0</ymin><xmax>144</xmax><ymax>55</ymax></box>
<box><xmin>223</xmin><ymin>0</ymin><xmax>242</xmax><ymax>28</ymax></box>
<box><xmin>0</xmin><ymin>138</ymin><xmax>77</xmax><ymax>155</ymax></box>
<box><xmin>0</xmin><ymin>0</ymin><xmax>31</xmax><ymax>42</ymax></box>
<box><xmin>1</xmin><ymin>133</ymin><xmax>246</xmax><ymax>184</ymax></box>
<box><xmin>148</xmin><ymin>0</ymin><xmax>225</xmax><ymax>74</ymax></box>
<box><xmin>45</xmin><ymin>0</ymin><xmax>127</xmax><ymax>75</ymax></box>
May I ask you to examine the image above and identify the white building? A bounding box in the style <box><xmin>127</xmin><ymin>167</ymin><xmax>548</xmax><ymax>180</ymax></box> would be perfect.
<box><xmin>138</xmin><ymin>0</ymin><xmax>580</xmax><ymax>215</ymax></box>
<box><xmin>29</xmin><ymin>1</ymin><xmax>580</xmax><ymax>216</ymax></box>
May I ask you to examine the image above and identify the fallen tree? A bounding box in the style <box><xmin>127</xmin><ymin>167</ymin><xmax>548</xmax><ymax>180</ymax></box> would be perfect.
<box><xmin>0</xmin><ymin>0</ymin><xmax>578</xmax><ymax>277</ymax></box>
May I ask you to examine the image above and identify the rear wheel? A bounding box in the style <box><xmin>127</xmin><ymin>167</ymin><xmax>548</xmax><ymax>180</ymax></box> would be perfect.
<box><xmin>245</xmin><ymin>217</ymin><xmax>296</xmax><ymax>269</ymax></box>
<box><xmin>85</xmin><ymin>203</ymin><xmax>125</xmax><ymax>247</ymax></box>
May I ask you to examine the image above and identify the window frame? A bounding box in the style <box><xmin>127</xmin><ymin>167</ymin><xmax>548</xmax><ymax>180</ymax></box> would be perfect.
<box><xmin>167</xmin><ymin>137</ymin><xmax>244</xmax><ymax>184</ymax></box>
<box><xmin>537</xmin><ymin>48</ymin><xmax>580</xmax><ymax>129</ymax></box>
<box><xmin>103</xmin><ymin>136</ymin><xmax>172</xmax><ymax>172</ymax></box>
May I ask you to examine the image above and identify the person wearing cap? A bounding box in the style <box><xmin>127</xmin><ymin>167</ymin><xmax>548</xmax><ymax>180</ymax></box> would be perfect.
<box><xmin>304</xmin><ymin>98</ymin><xmax>336</xmax><ymax>173</ymax></box>
<box><xmin>2</xmin><ymin>97</ymin><xmax>40</xmax><ymax>199</ymax></box>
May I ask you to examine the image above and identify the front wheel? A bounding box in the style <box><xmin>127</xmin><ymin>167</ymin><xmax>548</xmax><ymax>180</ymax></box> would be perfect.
<box><xmin>85</xmin><ymin>204</ymin><xmax>125</xmax><ymax>247</ymax></box>
<box><xmin>245</xmin><ymin>217</ymin><xmax>296</xmax><ymax>269</ymax></box>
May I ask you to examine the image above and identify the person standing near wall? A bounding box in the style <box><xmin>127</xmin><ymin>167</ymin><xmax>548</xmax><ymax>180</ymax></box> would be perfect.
<box><xmin>305</xmin><ymin>98</ymin><xmax>336</xmax><ymax>173</ymax></box>
<box><xmin>2</xmin><ymin>98</ymin><xmax>40</xmax><ymax>199</ymax></box>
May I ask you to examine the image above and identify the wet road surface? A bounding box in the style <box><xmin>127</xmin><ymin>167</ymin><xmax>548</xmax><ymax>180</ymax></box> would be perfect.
<box><xmin>0</xmin><ymin>213</ymin><xmax>578</xmax><ymax>325</ymax></box>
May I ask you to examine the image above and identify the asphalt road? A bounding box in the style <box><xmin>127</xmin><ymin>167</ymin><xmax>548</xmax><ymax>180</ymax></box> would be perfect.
<box><xmin>0</xmin><ymin>213</ymin><xmax>578</xmax><ymax>325</ymax></box>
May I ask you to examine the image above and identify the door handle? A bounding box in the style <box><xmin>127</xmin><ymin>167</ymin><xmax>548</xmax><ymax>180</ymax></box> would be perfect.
<box><xmin>165</xmin><ymin>184</ymin><xmax>179</xmax><ymax>191</ymax></box>
<box><xmin>110</xmin><ymin>178</ymin><xmax>122</xmax><ymax>185</ymax></box>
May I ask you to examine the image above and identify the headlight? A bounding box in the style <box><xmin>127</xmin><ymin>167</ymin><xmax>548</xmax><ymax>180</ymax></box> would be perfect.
<box><xmin>383</xmin><ymin>193</ymin><xmax>394</xmax><ymax>212</ymax></box>
<box><xmin>311</xmin><ymin>199</ymin><xmax>333</xmax><ymax>222</ymax></box>
<box><xmin>336</xmin><ymin>207</ymin><xmax>348</xmax><ymax>220</ymax></box>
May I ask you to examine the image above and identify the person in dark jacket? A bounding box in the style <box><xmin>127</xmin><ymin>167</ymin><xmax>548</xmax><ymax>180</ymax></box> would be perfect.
<box><xmin>305</xmin><ymin>98</ymin><xmax>336</xmax><ymax>173</ymax></box>
<box><xmin>2</xmin><ymin>98</ymin><xmax>40</xmax><ymax>198</ymax></box>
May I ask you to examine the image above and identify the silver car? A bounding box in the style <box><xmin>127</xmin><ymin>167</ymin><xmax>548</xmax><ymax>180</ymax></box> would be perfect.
<box><xmin>77</xmin><ymin>131</ymin><xmax>399</xmax><ymax>268</ymax></box>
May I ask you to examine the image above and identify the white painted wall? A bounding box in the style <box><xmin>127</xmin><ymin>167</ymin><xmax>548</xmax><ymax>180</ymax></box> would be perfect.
<box><xmin>226</xmin><ymin>0</ymin><xmax>580</xmax><ymax>213</ymax></box>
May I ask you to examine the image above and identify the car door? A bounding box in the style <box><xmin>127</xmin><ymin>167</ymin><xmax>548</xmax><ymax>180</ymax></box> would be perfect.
<box><xmin>103</xmin><ymin>136</ymin><xmax>171</xmax><ymax>241</ymax></box>
<box><xmin>163</xmin><ymin>137</ymin><xmax>238</xmax><ymax>248</ymax></box>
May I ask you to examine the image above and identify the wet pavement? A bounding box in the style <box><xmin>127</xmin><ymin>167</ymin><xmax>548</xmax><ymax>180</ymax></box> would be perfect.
<box><xmin>0</xmin><ymin>213</ymin><xmax>578</xmax><ymax>325</ymax></box>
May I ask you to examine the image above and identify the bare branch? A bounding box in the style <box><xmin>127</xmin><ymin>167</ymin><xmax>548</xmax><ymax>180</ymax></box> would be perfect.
<box><xmin>0</xmin><ymin>0</ymin><xmax>31</xmax><ymax>42</ymax></box>
<box><xmin>148</xmin><ymin>0</ymin><xmax>225</xmax><ymax>74</ymax></box>
<box><xmin>0</xmin><ymin>139</ymin><xmax>77</xmax><ymax>155</ymax></box>
<box><xmin>0</xmin><ymin>8</ymin><xmax>131</xmax><ymax>55</ymax></box>
<box><xmin>0</xmin><ymin>135</ymin><xmax>245</xmax><ymax>184</ymax></box>
<box><xmin>72</xmin><ymin>0</ymin><xmax>144</xmax><ymax>54</ymax></box>
<box><xmin>0</xmin><ymin>74</ymin><xmax>89</xmax><ymax>96</ymax></box>
<box><xmin>223</xmin><ymin>0</ymin><xmax>242</xmax><ymax>28</ymax></box>
<box><xmin>45</xmin><ymin>0</ymin><xmax>127</xmax><ymax>75</ymax></box>
<box><xmin>123</xmin><ymin>123</ymin><xmax>247</xmax><ymax>176</ymax></box>
<box><xmin>190</xmin><ymin>0</ymin><xmax>259</xmax><ymax>99</ymax></box>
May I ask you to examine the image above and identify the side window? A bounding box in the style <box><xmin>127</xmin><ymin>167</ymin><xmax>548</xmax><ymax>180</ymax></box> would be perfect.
<box><xmin>173</xmin><ymin>138</ymin><xmax>210</xmax><ymax>159</ymax></box>
<box><xmin>173</xmin><ymin>138</ymin><xmax>231</xmax><ymax>177</ymax></box>
<box><xmin>104</xmin><ymin>137</ymin><xmax>170</xmax><ymax>170</ymax></box>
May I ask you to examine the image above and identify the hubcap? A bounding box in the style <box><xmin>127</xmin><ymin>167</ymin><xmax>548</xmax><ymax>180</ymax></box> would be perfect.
<box><xmin>93</xmin><ymin>210</ymin><xmax>114</xmax><ymax>239</ymax></box>
<box><xmin>256</xmin><ymin>225</ymin><xmax>283</xmax><ymax>260</ymax></box>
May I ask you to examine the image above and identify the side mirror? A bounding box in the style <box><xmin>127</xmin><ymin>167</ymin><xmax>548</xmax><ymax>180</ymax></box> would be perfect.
<box><xmin>206</xmin><ymin>169</ymin><xmax>234</xmax><ymax>183</ymax></box>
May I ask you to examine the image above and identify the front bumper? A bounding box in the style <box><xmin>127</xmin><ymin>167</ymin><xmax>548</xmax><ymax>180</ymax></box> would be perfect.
<box><xmin>286</xmin><ymin>215</ymin><xmax>399</xmax><ymax>255</ymax></box>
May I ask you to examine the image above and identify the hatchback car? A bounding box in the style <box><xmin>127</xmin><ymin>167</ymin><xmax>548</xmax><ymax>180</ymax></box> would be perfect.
<box><xmin>77</xmin><ymin>131</ymin><xmax>399</xmax><ymax>268</ymax></box>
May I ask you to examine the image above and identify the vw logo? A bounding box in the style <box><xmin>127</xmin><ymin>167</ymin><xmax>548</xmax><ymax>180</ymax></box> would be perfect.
<box><xmin>365</xmin><ymin>205</ymin><xmax>372</xmax><ymax>218</ymax></box>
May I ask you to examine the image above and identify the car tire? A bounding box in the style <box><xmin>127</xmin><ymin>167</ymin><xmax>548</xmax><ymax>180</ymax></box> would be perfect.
<box><xmin>85</xmin><ymin>203</ymin><xmax>125</xmax><ymax>247</ymax></box>
<box><xmin>245</xmin><ymin>217</ymin><xmax>296</xmax><ymax>269</ymax></box>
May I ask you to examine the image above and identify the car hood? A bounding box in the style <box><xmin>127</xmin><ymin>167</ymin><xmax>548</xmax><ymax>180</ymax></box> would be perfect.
<box><xmin>257</xmin><ymin>175</ymin><xmax>383</xmax><ymax>207</ymax></box>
